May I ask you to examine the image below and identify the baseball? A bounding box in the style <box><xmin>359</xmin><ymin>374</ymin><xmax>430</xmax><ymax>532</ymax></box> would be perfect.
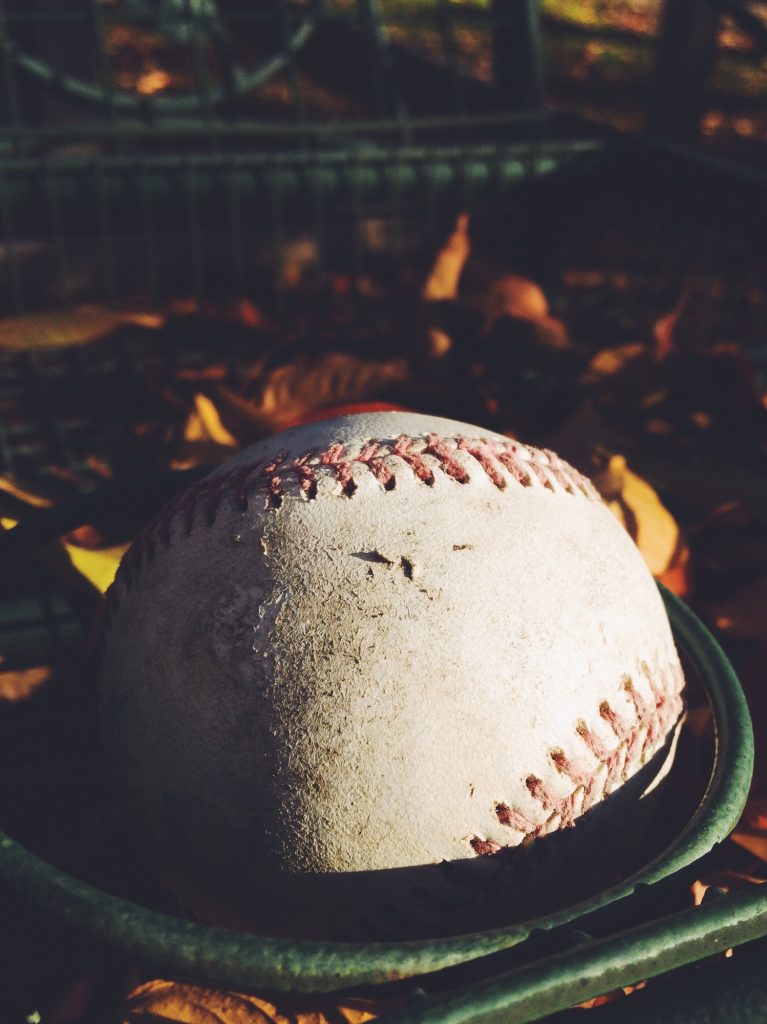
<box><xmin>98</xmin><ymin>412</ymin><xmax>685</xmax><ymax>940</ymax></box>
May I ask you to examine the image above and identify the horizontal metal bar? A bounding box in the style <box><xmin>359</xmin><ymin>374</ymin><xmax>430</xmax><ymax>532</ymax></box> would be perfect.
<box><xmin>0</xmin><ymin>139</ymin><xmax>601</xmax><ymax>172</ymax></box>
<box><xmin>0</xmin><ymin>141</ymin><xmax>604</xmax><ymax>228</ymax></box>
<box><xmin>375</xmin><ymin>885</ymin><xmax>767</xmax><ymax>1023</ymax></box>
<box><xmin>0</xmin><ymin>110</ymin><xmax>553</xmax><ymax>141</ymax></box>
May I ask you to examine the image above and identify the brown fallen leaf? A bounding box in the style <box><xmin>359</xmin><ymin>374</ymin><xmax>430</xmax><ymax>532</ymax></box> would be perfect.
<box><xmin>0</xmin><ymin>304</ymin><xmax>164</xmax><ymax>350</ymax></box>
<box><xmin>122</xmin><ymin>980</ymin><xmax>391</xmax><ymax>1024</ymax></box>
<box><xmin>692</xmin><ymin>869</ymin><xmax>765</xmax><ymax>906</ymax></box>
<box><xmin>595</xmin><ymin>453</ymin><xmax>686</xmax><ymax>579</ymax></box>
<box><xmin>0</xmin><ymin>665</ymin><xmax>52</xmax><ymax>703</ymax></box>
<box><xmin>208</xmin><ymin>353</ymin><xmax>412</xmax><ymax>446</ymax></box>
<box><xmin>479</xmin><ymin>274</ymin><xmax>570</xmax><ymax>350</ymax></box>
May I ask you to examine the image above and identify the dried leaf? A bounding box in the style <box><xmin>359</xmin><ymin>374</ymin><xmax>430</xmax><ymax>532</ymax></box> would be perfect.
<box><xmin>210</xmin><ymin>354</ymin><xmax>412</xmax><ymax>446</ymax></box>
<box><xmin>0</xmin><ymin>304</ymin><xmax>163</xmax><ymax>351</ymax></box>
<box><xmin>64</xmin><ymin>542</ymin><xmax>128</xmax><ymax>595</ymax></box>
<box><xmin>730</xmin><ymin>826</ymin><xmax>767</xmax><ymax>863</ymax></box>
<box><xmin>122</xmin><ymin>980</ymin><xmax>389</xmax><ymax>1024</ymax></box>
<box><xmin>692</xmin><ymin>869</ymin><xmax>765</xmax><ymax>905</ymax></box>
<box><xmin>585</xmin><ymin>343</ymin><xmax>646</xmax><ymax>381</ymax></box>
<box><xmin>595</xmin><ymin>455</ymin><xmax>686</xmax><ymax>579</ymax></box>
<box><xmin>185</xmin><ymin>394</ymin><xmax>239</xmax><ymax>448</ymax></box>
<box><xmin>422</xmin><ymin>213</ymin><xmax>471</xmax><ymax>302</ymax></box>
<box><xmin>0</xmin><ymin>665</ymin><xmax>52</xmax><ymax>703</ymax></box>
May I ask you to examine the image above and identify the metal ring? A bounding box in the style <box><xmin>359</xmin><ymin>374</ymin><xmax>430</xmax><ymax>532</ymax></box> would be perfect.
<box><xmin>0</xmin><ymin>2</ymin><xmax>321</xmax><ymax>115</ymax></box>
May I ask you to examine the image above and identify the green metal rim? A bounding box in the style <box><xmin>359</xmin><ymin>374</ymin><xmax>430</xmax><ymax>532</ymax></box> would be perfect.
<box><xmin>0</xmin><ymin>584</ymin><xmax>753</xmax><ymax>994</ymax></box>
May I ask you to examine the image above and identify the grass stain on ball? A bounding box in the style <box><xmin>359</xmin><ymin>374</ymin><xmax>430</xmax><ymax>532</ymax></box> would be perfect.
<box><xmin>98</xmin><ymin>413</ymin><xmax>685</xmax><ymax>940</ymax></box>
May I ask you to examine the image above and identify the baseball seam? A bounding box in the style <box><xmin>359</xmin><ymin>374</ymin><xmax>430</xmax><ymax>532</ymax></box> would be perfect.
<box><xmin>469</xmin><ymin>660</ymin><xmax>685</xmax><ymax>856</ymax></box>
<box><xmin>115</xmin><ymin>432</ymin><xmax>599</xmax><ymax>589</ymax></box>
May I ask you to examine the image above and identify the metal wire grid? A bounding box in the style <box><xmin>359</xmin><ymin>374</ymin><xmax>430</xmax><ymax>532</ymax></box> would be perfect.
<box><xmin>0</xmin><ymin>1</ymin><xmax>594</xmax><ymax>315</ymax></box>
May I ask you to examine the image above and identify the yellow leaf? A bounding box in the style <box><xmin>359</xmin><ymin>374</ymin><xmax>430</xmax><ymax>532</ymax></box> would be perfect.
<box><xmin>585</xmin><ymin>343</ymin><xmax>646</xmax><ymax>381</ymax></box>
<box><xmin>185</xmin><ymin>394</ymin><xmax>239</xmax><ymax>448</ymax></box>
<box><xmin>63</xmin><ymin>542</ymin><xmax>128</xmax><ymax>595</ymax></box>
<box><xmin>122</xmin><ymin>980</ymin><xmax>390</xmax><ymax>1024</ymax></box>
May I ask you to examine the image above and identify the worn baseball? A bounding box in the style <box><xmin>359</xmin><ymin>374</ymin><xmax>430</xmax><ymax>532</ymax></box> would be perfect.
<box><xmin>99</xmin><ymin>412</ymin><xmax>685</xmax><ymax>940</ymax></box>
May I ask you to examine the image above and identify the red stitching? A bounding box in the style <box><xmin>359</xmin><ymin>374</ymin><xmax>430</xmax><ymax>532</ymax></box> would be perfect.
<box><xmin>392</xmin><ymin>435</ymin><xmax>435</xmax><ymax>485</ymax></box>
<box><xmin>456</xmin><ymin>439</ymin><xmax>506</xmax><ymax>489</ymax></box>
<box><xmin>121</xmin><ymin>434</ymin><xmax>596</xmax><ymax>575</ymax></box>
<box><xmin>470</xmin><ymin>838</ymin><xmax>502</xmax><ymax>857</ymax></box>
<box><xmin>472</xmin><ymin>662</ymin><xmax>684</xmax><ymax>855</ymax></box>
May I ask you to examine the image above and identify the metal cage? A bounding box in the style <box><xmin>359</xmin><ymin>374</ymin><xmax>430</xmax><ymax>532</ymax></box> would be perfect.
<box><xmin>2</xmin><ymin>2</ymin><xmax>767</xmax><ymax>1022</ymax></box>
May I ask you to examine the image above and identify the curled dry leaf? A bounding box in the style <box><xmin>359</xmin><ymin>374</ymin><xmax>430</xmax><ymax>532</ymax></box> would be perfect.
<box><xmin>123</xmin><ymin>980</ymin><xmax>390</xmax><ymax>1024</ymax></box>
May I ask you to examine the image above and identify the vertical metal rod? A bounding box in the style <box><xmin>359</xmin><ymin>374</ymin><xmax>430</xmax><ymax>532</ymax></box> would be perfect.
<box><xmin>270</xmin><ymin>163</ymin><xmax>286</xmax><ymax>310</ymax></box>
<box><xmin>43</xmin><ymin>165</ymin><xmax>70</xmax><ymax>306</ymax></box>
<box><xmin>139</xmin><ymin>163</ymin><xmax>160</xmax><ymax>304</ymax></box>
<box><xmin>436</xmin><ymin>0</ymin><xmax>467</xmax><ymax>121</ymax></box>
<box><xmin>347</xmin><ymin>157</ymin><xmax>363</xmax><ymax>282</ymax></box>
<box><xmin>275</xmin><ymin>0</ymin><xmax>306</xmax><ymax>122</ymax></box>
<box><xmin>0</xmin><ymin>166</ymin><xmax>25</xmax><ymax>314</ymax></box>
<box><xmin>88</xmin><ymin>0</ymin><xmax>120</xmax><ymax>147</ymax></box>
<box><xmin>310</xmin><ymin>157</ymin><xmax>326</xmax><ymax>275</ymax></box>
<box><xmin>647</xmin><ymin>0</ymin><xmax>720</xmax><ymax>141</ymax></box>
<box><xmin>185</xmin><ymin>159</ymin><xmax>205</xmax><ymax>299</ymax></box>
<box><xmin>389</xmin><ymin>156</ymin><xmax>403</xmax><ymax>257</ymax></box>
<box><xmin>93</xmin><ymin>159</ymin><xmax>118</xmax><ymax>304</ymax></box>
<box><xmin>356</xmin><ymin>0</ymin><xmax>408</xmax><ymax>137</ymax></box>
<box><xmin>227</xmin><ymin>158</ymin><xmax>245</xmax><ymax>288</ymax></box>
<box><xmin>185</xmin><ymin>0</ymin><xmax>216</xmax><ymax>140</ymax></box>
<box><xmin>491</xmin><ymin>0</ymin><xmax>546</xmax><ymax>114</ymax></box>
<box><xmin>0</xmin><ymin>0</ymin><xmax>23</xmax><ymax>137</ymax></box>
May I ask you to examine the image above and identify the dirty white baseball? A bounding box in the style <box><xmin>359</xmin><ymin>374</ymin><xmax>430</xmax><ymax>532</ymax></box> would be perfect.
<box><xmin>99</xmin><ymin>412</ymin><xmax>685</xmax><ymax>939</ymax></box>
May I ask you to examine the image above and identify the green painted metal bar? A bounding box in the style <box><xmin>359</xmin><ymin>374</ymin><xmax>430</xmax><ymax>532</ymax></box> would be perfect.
<box><xmin>436</xmin><ymin>0</ymin><xmax>468</xmax><ymax>122</ymax></box>
<box><xmin>0</xmin><ymin>162</ymin><xmax>25</xmax><ymax>312</ymax></box>
<box><xmin>87</xmin><ymin>0</ymin><xmax>120</xmax><ymax>145</ymax></box>
<box><xmin>374</xmin><ymin>886</ymin><xmax>767</xmax><ymax>1023</ymax></box>
<box><xmin>0</xmin><ymin>0</ymin><xmax>23</xmax><ymax>141</ymax></box>
<box><xmin>492</xmin><ymin>0</ymin><xmax>546</xmax><ymax>114</ymax></box>
<box><xmin>275</xmin><ymin>0</ymin><xmax>307</xmax><ymax>122</ymax></box>
<box><xmin>0</xmin><ymin>110</ymin><xmax>551</xmax><ymax>141</ymax></box>
<box><xmin>556</xmin><ymin>930</ymin><xmax>767</xmax><ymax>1024</ymax></box>
<box><xmin>93</xmin><ymin>159</ymin><xmax>118</xmax><ymax>304</ymax></box>
<box><xmin>42</xmin><ymin>161</ymin><xmax>70</xmax><ymax>305</ymax></box>
<box><xmin>0</xmin><ymin>141</ymin><xmax>603</xmax><ymax>230</ymax></box>
<box><xmin>139</xmin><ymin>161</ymin><xmax>161</xmax><ymax>303</ymax></box>
<box><xmin>226</xmin><ymin>157</ymin><xmax>246</xmax><ymax>288</ymax></box>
